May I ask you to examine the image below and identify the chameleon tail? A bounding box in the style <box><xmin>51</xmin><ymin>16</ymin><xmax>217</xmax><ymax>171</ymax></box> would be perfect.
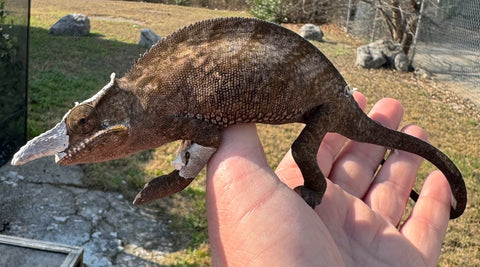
<box><xmin>334</xmin><ymin>100</ymin><xmax>466</xmax><ymax>219</ymax></box>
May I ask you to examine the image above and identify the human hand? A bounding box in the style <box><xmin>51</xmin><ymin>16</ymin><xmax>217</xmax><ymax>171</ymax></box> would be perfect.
<box><xmin>205</xmin><ymin>92</ymin><xmax>452</xmax><ymax>266</ymax></box>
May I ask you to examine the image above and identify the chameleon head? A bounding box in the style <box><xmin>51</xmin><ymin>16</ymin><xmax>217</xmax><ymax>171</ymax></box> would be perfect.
<box><xmin>11</xmin><ymin>73</ymin><xmax>134</xmax><ymax>166</ymax></box>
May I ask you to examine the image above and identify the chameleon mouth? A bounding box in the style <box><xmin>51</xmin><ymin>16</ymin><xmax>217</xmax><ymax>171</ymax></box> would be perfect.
<box><xmin>56</xmin><ymin>124</ymin><xmax>128</xmax><ymax>165</ymax></box>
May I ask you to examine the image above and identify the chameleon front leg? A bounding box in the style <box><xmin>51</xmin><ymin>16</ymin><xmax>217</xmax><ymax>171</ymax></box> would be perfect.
<box><xmin>133</xmin><ymin>170</ymin><xmax>194</xmax><ymax>205</ymax></box>
<box><xmin>292</xmin><ymin>104</ymin><xmax>330</xmax><ymax>208</ymax></box>
<box><xmin>133</xmin><ymin>142</ymin><xmax>217</xmax><ymax>204</ymax></box>
<box><xmin>133</xmin><ymin>118</ymin><xmax>220</xmax><ymax>205</ymax></box>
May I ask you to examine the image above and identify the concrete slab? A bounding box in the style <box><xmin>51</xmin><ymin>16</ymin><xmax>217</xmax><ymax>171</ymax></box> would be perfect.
<box><xmin>0</xmin><ymin>157</ymin><xmax>179</xmax><ymax>266</ymax></box>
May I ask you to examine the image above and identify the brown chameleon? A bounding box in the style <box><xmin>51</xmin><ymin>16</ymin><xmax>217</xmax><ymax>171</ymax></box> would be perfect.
<box><xmin>11</xmin><ymin>17</ymin><xmax>466</xmax><ymax>219</ymax></box>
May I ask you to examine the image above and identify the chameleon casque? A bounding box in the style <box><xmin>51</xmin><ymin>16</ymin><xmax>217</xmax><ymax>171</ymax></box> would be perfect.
<box><xmin>11</xmin><ymin>17</ymin><xmax>466</xmax><ymax>219</ymax></box>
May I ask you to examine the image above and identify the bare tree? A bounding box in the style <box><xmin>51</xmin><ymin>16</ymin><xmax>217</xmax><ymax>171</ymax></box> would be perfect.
<box><xmin>364</xmin><ymin>0</ymin><xmax>422</xmax><ymax>54</ymax></box>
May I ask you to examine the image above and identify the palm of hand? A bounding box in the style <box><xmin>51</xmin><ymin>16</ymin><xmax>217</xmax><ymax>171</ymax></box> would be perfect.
<box><xmin>206</xmin><ymin>93</ymin><xmax>451</xmax><ymax>266</ymax></box>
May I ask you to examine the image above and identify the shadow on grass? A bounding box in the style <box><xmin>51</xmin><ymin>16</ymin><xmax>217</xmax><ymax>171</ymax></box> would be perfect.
<box><xmin>28</xmin><ymin>26</ymin><xmax>209</xmax><ymax>263</ymax></box>
<box><xmin>28</xmin><ymin>26</ymin><xmax>146</xmax><ymax>133</ymax></box>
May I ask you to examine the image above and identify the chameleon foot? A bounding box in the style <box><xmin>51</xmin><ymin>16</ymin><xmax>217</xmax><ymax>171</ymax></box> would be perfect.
<box><xmin>294</xmin><ymin>185</ymin><xmax>323</xmax><ymax>209</ymax></box>
<box><xmin>133</xmin><ymin>170</ymin><xmax>194</xmax><ymax>205</ymax></box>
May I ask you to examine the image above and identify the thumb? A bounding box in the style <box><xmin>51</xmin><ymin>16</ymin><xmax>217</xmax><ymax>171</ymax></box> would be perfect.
<box><xmin>206</xmin><ymin>124</ymin><xmax>285</xmax><ymax>264</ymax></box>
<box><xmin>206</xmin><ymin>124</ymin><xmax>278</xmax><ymax>211</ymax></box>
<box><xmin>205</xmin><ymin>123</ymin><xmax>282</xmax><ymax>227</ymax></box>
<box><xmin>205</xmin><ymin>124</ymin><xmax>342</xmax><ymax>266</ymax></box>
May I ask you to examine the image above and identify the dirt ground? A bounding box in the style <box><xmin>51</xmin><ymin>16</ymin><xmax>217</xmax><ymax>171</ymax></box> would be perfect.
<box><xmin>414</xmin><ymin>43</ymin><xmax>480</xmax><ymax>105</ymax></box>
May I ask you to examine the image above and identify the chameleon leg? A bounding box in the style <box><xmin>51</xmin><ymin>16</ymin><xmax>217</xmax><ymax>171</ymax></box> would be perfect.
<box><xmin>291</xmin><ymin>104</ymin><xmax>330</xmax><ymax>208</ymax></box>
<box><xmin>134</xmin><ymin>118</ymin><xmax>221</xmax><ymax>205</ymax></box>
<box><xmin>133</xmin><ymin>142</ymin><xmax>217</xmax><ymax>205</ymax></box>
<box><xmin>133</xmin><ymin>170</ymin><xmax>193</xmax><ymax>205</ymax></box>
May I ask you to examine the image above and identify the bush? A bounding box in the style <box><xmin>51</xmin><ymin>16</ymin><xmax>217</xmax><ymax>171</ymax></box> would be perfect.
<box><xmin>248</xmin><ymin>0</ymin><xmax>346</xmax><ymax>24</ymax></box>
<box><xmin>247</xmin><ymin>0</ymin><xmax>290</xmax><ymax>22</ymax></box>
<box><xmin>0</xmin><ymin>0</ymin><xmax>27</xmax><ymax>166</ymax></box>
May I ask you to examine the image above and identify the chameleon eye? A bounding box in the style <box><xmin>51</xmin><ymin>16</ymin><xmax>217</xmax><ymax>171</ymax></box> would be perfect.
<box><xmin>66</xmin><ymin>104</ymin><xmax>98</xmax><ymax>134</ymax></box>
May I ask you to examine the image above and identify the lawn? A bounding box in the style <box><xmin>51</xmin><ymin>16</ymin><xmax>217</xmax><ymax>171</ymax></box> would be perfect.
<box><xmin>25</xmin><ymin>0</ymin><xmax>480</xmax><ymax>265</ymax></box>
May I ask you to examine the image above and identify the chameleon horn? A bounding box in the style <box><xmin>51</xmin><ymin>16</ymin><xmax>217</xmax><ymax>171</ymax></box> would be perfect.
<box><xmin>11</xmin><ymin>120</ymin><xmax>70</xmax><ymax>165</ymax></box>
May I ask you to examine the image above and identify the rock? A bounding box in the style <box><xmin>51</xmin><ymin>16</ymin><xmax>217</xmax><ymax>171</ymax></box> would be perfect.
<box><xmin>49</xmin><ymin>14</ymin><xmax>90</xmax><ymax>37</ymax></box>
<box><xmin>414</xmin><ymin>67</ymin><xmax>433</xmax><ymax>79</ymax></box>
<box><xmin>394</xmin><ymin>53</ymin><xmax>409</xmax><ymax>72</ymax></box>
<box><xmin>356</xmin><ymin>39</ymin><xmax>410</xmax><ymax>71</ymax></box>
<box><xmin>139</xmin><ymin>28</ymin><xmax>161</xmax><ymax>48</ymax></box>
<box><xmin>356</xmin><ymin>45</ymin><xmax>387</xmax><ymax>69</ymax></box>
<box><xmin>298</xmin><ymin>24</ymin><xmax>323</xmax><ymax>42</ymax></box>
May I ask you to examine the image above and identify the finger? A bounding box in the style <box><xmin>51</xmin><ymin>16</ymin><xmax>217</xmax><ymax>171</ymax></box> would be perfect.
<box><xmin>206</xmin><ymin>124</ymin><xmax>279</xmax><ymax>217</ymax></box>
<box><xmin>329</xmin><ymin>98</ymin><xmax>404</xmax><ymax>198</ymax></box>
<box><xmin>400</xmin><ymin>170</ymin><xmax>451</xmax><ymax>266</ymax></box>
<box><xmin>276</xmin><ymin>91</ymin><xmax>368</xmax><ymax>189</ymax></box>
<box><xmin>364</xmin><ymin>125</ymin><xmax>428</xmax><ymax>226</ymax></box>
<box><xmin>206</xmin><ymin>124</ymin><xmax>343</xmax><ymax>265</ymax></box>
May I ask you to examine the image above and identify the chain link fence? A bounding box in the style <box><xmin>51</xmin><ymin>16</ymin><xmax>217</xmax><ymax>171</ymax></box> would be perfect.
<box><xmin>344</xmin><ymin>0</ymin><xmax>479</xmax><ymax>102</ymax></box>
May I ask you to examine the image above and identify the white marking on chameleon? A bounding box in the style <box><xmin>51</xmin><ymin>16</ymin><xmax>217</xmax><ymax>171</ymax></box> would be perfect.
<box><xmin>55</xmin><ymin>152</ymin><xmax>67</xmax><ymax>162</ymax></box>
<box><xmin>11</xmin><ymin>121</ymin><xmax>70</xmax><ymax>165</ymax></box>
<box><xmin>451</xmin><ymin>194</ymin><xmax>457</xmax><ymax>210</ymax></box>
<box><xmin>172</xmin><ymin>154</ymin><xmax>184</xmax><ymax>170</ymax></box>
<box><xmin>345</xmin><ymin>84</ymin><xmax>357</xmax><ymax>96</ymax></box>
<box><xmin>172</xmin><ymin>143</ymin><xmax>216</xmax><ymax>179</ymax></box>
<box><xmin>81</xmin><ymin>72</ymin><xmax>116</xmax><ymax>105</ymax></box>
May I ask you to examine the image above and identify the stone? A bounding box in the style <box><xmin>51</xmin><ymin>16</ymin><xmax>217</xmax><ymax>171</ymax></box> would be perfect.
<box><xmin>394</xmin><ymin>52</ymin><xmax>409</xmax><ymax>72</ymax></box>
<box><xmin>414</xmin><ymin>67</ymin><xmax>433</xmax><ymax>79</ymax></box>
<box><xmin>49</xmin><ymin>14</ymin><xmax>90</xmax><ymax>37</ymax></box>
<box><xmin>298</xmin><ymin>24</ymin><xmax>323</xmax><ymax>42</ymax></box>
<box><xmin>356</xmin><ymin>45</ymin><xmax>387</xmax><ymax>69</ymax></box>
<box><xmin>356</xmin><ymin>39</ymin><xmax>410</xmax><ymax>71</ymax></box>
<box><xmin>139</xmin><ymin>28</ymin><xmax>161</xmax><ymax>48</ymax></box>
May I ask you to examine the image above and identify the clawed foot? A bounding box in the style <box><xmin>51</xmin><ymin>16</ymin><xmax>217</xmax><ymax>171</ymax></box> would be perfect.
<box><xmin>294</xmin><ymin>185</ymin><xmax>324</xmax><ymax>209</ymax></box>
<box><xmin>133</xmin><ymin>170</ymin><xmax>194</xmax><ymax>205</ymax></box>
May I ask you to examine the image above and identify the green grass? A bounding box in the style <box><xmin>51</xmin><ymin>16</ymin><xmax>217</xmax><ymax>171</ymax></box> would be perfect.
<box><xmin>27</xmin><ymin>0</ymin><xmax>480</xmax><ymax>265</ymax></box>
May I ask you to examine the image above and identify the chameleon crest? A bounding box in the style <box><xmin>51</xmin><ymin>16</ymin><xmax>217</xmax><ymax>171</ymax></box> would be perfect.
<box><xmin>12</xmin><ymin>17</ymin><xmax>466</xmax><ymax>219</ymax></box>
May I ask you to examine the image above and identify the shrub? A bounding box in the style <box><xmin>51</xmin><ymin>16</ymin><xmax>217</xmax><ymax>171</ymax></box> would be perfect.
<box><xmin>247</xmin><ymin>0</ymin><xmax>291</xmax><ymax>23</ymax></box>
<box><xmin>248</xmin><ymin>0</ymin><xmax>346</xmax><ymax>24</ymax></box>
<box><xmin>0</xmin><ymin>0</ymin><xmax>26</xmax><ymax>166</ymax></box>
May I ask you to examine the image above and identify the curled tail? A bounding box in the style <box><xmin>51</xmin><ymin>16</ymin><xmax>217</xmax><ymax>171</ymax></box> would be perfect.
<box><xmin>334</xmin><ymin>98</ymin><xmax>466</xmax><ymax>219</ymax></box>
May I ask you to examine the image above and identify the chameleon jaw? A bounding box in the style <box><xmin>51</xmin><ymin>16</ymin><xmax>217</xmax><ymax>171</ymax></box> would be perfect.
<box><xmin>56</xmin><ymin>124</ymin><xmax>128</xmax><ymax>165</ymax></box>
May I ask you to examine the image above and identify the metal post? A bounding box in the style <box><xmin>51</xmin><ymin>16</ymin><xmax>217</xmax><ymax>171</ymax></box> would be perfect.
<box><xmin>371</xmin><ymin>5</ymin><xmax>378</xmax><ymax>42</ymax></box>
<box><xmin>410</xmin><ymin>0</ymin><xmax>426</xmax><ymax>66</ymax></box>
<box><xmin>346</xmin><ymin>0</ymin><xmax>352</xmax><ymax>33</ymax></box>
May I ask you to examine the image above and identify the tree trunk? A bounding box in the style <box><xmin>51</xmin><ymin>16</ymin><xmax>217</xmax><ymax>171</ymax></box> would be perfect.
<box><xmin>373</xmin><ymin>0</ymin><xmax>421</xmax><ymax>55</ymax></box>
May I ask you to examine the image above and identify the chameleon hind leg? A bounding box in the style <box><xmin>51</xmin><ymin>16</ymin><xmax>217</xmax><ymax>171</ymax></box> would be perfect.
<box><xmin>291</xmin><ymin>104</ymin><xmax>331</xmax><ymax>208</ymax></box>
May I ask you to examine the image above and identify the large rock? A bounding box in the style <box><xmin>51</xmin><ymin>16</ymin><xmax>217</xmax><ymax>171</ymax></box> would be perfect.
<box><xmin>356</xmin><ymin>44</ymin><xmax>387</xmax><ymax>69</ymax></box>
<box><xmin>356</xmin><ymin>39</ymin><xmax>409</xmax><ymax>71</ymax></box>
<box><xmin>49</xmin><ymin>14</ymin><xmax>90</xmax><ymax>37</ymax></box>
<box><xmin>298</xmin><ymin>24</ymin><xmax>323</xmax><ymax>42</ymax></box>
<box><xmin>138</xmin><ymin>28</ymin><xmax>161</xmax><ymax>48</ymax></box>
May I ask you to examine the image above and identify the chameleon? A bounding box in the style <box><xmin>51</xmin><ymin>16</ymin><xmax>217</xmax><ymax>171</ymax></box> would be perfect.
<box><xmin>11</xmin><ymin>17</ymin><xmax>466</xmax><ymax>219</ymax></box>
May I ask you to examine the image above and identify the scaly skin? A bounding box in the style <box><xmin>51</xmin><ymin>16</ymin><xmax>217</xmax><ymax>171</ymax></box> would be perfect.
<box><xmin>12</xmin><ymin>17</ymin><xmax>466</xmax><ymax>219</ymax></box>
